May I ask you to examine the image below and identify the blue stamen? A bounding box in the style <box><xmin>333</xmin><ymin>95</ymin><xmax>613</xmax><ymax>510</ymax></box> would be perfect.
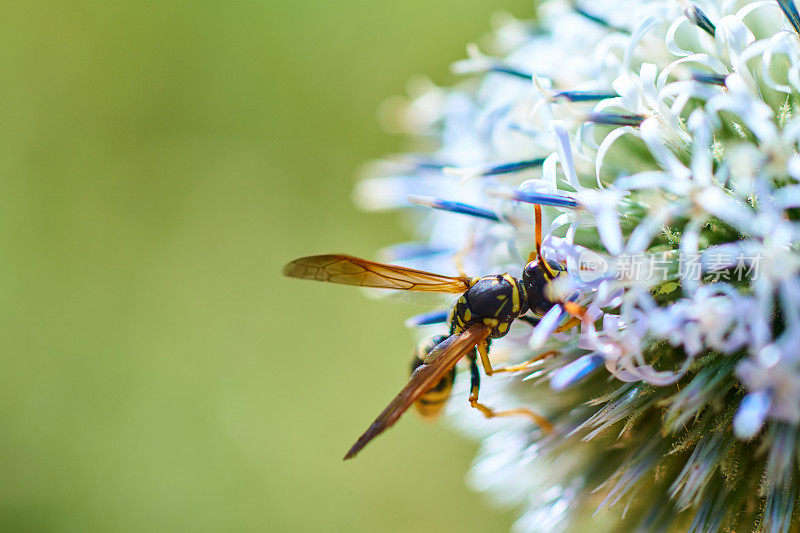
<box><xmin>382</xmin><ymin>243</ymin><xmax>454</xmax><ymax>261</ymax></box>
<box><xmin>490</xmin><ymin>65</ymin><xmax>534</xmax><ymax>80</ymax></box>
<box><xmin>685</xmin><ymin>5</ymin><xmax>716</xmax><ymax>36</ymax></box>
<box><xmin>587</xmin><ymin>112</ymin><xmax>645</xmax><ymax>127</ymax></box>
<box><xmin>554</xmin><ymin>90</ymin><xmax>617</xmax><ymax>102</ymax></box>
<box><xmin>414</xmin><ymin>161</ymin><xmax>449</xmax><ymax>171</ymax></box>
<box><xmin>480</xmin><ymin>158</ymin><xmax>546</xmax><ymax>176</ymax></box>
<box><xmin>507</xmin><ymin>124</ymin><xmax>539</xmax><ymax>138</ymax></box>
<box><xmin>504</xmin><ymin>190</ymin><xmax>580</xmax><ymax>208</ymax></box>
<box><xmin>778</xmin><ymin>0</ymin><xmax>800</xmax><ymax>34</ymax></box>
<box><xmin>550</xmin><ymin>354</ymin><xmax>604</xmax><ymax>390</ymax></box>
<box><xmin>691</xmin><ymin>71</ymin><xmax>727</xmax><ymax>85</ymax></box>
<box><xmin>408</xmin><ymin>196</ymin><xmax>501</xmax><ymax>222</ymax></box>
<box><xmin>384</xmin><ymin>157</ymin><xmax>450</xmax><ymax>172</ymax></box>
<box><xmin>573</xmin><ymin>6</ymin><xmax>629</xmax><ymax>33</ymax></box>
<box><xmin>405</xmin><ymin>309</ymin><xmax>450</xmax><ymax>327</ymax></box>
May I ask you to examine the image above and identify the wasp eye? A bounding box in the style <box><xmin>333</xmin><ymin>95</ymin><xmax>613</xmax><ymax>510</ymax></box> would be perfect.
<box><xmin>550</xmin><ymin>261</ymin><xmax>567</xmax><ymax>278</ymax></box>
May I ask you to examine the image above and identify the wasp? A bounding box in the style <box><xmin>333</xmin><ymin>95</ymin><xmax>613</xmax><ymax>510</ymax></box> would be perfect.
<box><xmin>283</xmin><ymin>203</ymin><xmax>583</xmax><ymax>459</ymax></box>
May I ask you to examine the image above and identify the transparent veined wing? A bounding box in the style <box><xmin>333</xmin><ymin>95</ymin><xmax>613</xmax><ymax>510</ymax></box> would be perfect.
<box><xmin>283</xmin><ymin>254</ymin><xmax>472</xmax><ymax>293</ymax></box>
<box><xmin>343</xmin><ymin>324</ymin><xmax>491</xmax><ymax>460</ymax></box>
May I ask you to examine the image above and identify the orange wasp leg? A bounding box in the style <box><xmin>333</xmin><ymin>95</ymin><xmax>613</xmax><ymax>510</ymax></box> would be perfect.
<box><xmin>491</xmin><ymin>350</ymin><xmax>559</xmax><ymax>374</ymax></box>
<box><xmin>519</xmin><ymin>314</ymin><xmax>582</xmax><ymax>333</ymax></box>
<box><xmin>468</xmin><ymin>400</ymin><xmax>554</xmax><ymax>434</ymax></box>
<box><xmin>468</xmin><ymin>341</ymin><xmax>553</xmax><ymax>433</ymax></box>
<box><xmin>554</xmin><ymin>316</ymin><xmax>581</xmax><ymax>332</ymax></box>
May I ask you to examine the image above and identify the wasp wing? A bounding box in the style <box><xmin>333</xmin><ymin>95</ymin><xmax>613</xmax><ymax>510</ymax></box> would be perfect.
<box><xmin>283</xmin><ymin>254</ymin><xmax>472</xmax><ymax>293</ymax></box>
<box><xmin>343</xmin><ymin>324</ymin><xmax>491</xmax><ymax>460</ymax></box>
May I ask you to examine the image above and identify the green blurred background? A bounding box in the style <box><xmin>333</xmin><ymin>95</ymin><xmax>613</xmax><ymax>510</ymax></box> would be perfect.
<box><xmin>0</xmin><ymin>1</ymin><xmax>532</xmax><ymax>531</ymax></box>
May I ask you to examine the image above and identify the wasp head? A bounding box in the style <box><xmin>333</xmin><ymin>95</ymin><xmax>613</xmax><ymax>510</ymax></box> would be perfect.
<box><xmin>522</xmin><ymin>259</ymin><xmax>567</xmax><ymax>315</ymax></box>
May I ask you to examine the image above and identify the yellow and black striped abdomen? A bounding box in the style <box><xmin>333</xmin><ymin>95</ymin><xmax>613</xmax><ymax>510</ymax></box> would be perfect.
<box><xmin>409</xmin><ymin>335</ymin><xmax>455</xmax><ymax>419</ymax></box>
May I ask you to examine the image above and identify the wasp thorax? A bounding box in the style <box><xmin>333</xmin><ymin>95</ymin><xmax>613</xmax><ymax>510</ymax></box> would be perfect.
<box><xmin>450</xmin><ymin>274</ymin><xmax>527</xmax><ymax>339</ymax></box>
<box><xmin>522</xmin><ymin>260</ymin><xmax>567</xmax><ymax>315</ymax></box>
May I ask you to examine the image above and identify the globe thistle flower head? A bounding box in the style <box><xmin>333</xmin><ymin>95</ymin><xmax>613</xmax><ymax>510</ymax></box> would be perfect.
<box><xmin>358</xmin><ymin>0</ymin><xmax>800</xmax><ymax>531</ymax></box>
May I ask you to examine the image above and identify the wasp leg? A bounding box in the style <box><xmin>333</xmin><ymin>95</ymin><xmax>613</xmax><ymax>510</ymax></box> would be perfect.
<box><xmin>477</xmin><ymin>339</ymin><xmax>495</xmax><ymax>375</ymax></box>
<box><xmin>554</xmin><ymin>316</ymin><xmax>581</xmax><ymax>332</ymax></box>
<box><xmin>492</xmin><ymin>350</ymin><xmax>558</xmax><ymax>373</ymax></box>
<box><xmin>518</xmin><ymin>315</ymin><xmax>580</xmax><ymax>332</ymax></box>
<box><xmin>468</xmin><ymin>358</ymin><xmax>553</xmax><ymax>433</ymax></box>
<box><xmin>476</xmin><ymin>339</ymin><xmax>552</xmax><ymax>376</ymax></box>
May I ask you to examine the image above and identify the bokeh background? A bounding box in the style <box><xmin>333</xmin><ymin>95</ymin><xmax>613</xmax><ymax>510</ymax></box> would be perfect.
<box><xmin>0</xmin><ymin>1</ymin><xmax>532</xmax><ymax>531</ymax></box>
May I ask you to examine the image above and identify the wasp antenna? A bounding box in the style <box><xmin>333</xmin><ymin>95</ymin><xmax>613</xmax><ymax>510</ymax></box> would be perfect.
<box><xmin>531</xmin><ymin>204</ymin><xmax>560</xmax><ymax>279</ymax></box>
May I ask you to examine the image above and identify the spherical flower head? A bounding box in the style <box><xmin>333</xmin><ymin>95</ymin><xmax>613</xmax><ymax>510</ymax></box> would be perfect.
<box><xmin>359</xmin><ymin>1</ymin><xmax>800</xmax><ymax>531</ymax></box>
